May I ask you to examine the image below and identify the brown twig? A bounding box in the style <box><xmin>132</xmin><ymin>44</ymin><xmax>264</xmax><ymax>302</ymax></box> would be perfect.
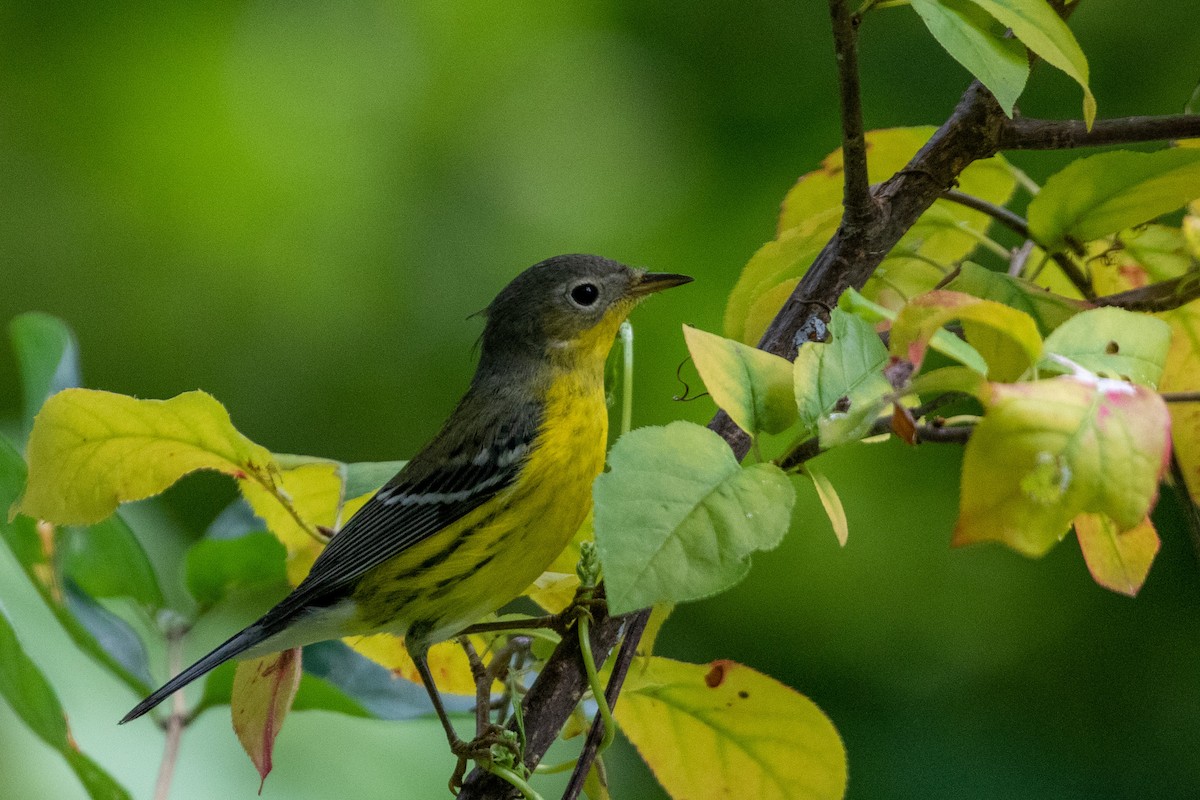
<box><xmin>939</xmin><ymin>189</ymin><xmax>1095</xmax><ymax>299</ymax></box>
<box><xmin>1169</xmin><ymin>456</ymin><xmax>1200</xmax><ymax>567</ymax></box>
<box><xmin>1163</xmin><ymin>392</ymin><xmax>1200</xmax><ymax>403</ymax></box>
<box><xmin>829</xmin><ymin>0</ymin><xmax>874</xmax><ymax>230</ymax></box>
<box><xmin>999</xmin><ymin>114</ymin><xmax>1200</xmax><ymax>150</ymax></box>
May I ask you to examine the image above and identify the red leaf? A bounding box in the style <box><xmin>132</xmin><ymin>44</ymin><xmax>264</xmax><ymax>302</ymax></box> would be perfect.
<box><xmin>231</xmin><ymin>648</ymin><xmax>302</xmax><ymax>791</ymax></box>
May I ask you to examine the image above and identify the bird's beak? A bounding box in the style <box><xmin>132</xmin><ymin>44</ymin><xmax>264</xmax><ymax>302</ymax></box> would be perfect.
<box><xmin>630</xmin><ymin>271</ymin><xmax>694</xmax><ymax>297</ymax></box>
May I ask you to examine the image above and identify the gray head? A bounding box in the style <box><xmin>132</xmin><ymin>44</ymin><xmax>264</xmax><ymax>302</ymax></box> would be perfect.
<box><xmin>478</xmin><ymin>254</ymin><xmax>691</xmax><ymax>366</ymax></box>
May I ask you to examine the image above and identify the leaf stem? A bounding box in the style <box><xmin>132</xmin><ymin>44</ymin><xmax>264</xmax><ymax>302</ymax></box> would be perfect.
<box><xmin>152</xmin><ymin>625</ymin><xmax>189</xmax><ymax>800</ymax></box>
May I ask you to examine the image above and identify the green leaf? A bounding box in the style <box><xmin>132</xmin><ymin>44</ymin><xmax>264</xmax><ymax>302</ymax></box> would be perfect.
<box><xmin>60</xmin><ymin>515</ymin><xmax>164</xmax><ymax>608</ymax></box>
<box><xmin>682</xmin><ymin>325</ymin><xmax>798</xmax><ymax>435</ymax></box>
<box><xmin>0</xmin><ymin>436</ymin><xmax>152</xmax><ymax>696</ymax></box>
<box><xmin>15</xmin><ymin>388</ymin><xmax>278</xmax><ymax>525</ymax></box>
<box><xmin>968</xmin><ymin>0</ymin><xmax>1095</xmax><ymax>127</ymax></box>
<box><xmin>955</xmin><ymin>376</ymin><xmax>1171</xmax><ymax>556</ymax></box>
<box><xmin>806</xmin><ymin>468</ymin><xmax>848</xmax><ymax>547</ymax></box>
<box><xmin>616</xmin><ymin>656</ymin><xmax>847</xmax><ymax>800</ymax></box>
<box><xmin>9</xmin><ymin>312</ymin><xmax>82</xmax><ymax>437</ymax></box>
<box><xmin>1040</xmin><ymin>306</ymin><xmax>1172</xmax><ymax>387</ymax></box>
<box><xmin>0</xmin><ymin>607</ymin><xmax>133</xmax><ymax>800</ymax></box>
<box><xmin>185</xmin><ymin>532</ymin><xmax>289</xmax><ymax>611</ymax></box>
<box><xmin>945</xmin><ymin>262</ymin><xmax>1084</xmax><ymax>335</ymax></box>
<box><xmin>890</xmin><ymin>290</ymin><xmax>1043</xmax><ymax>381</ymax></box>
<box><xmin>793</xmin><ymin>309</ymin><xmax>891</xmax><ymax>445</ymax></box>
<box><xmin>910</xmin><ymin>0</ymin><xmax>1029</xmax><ymax>115</ymax></box>
<box><xmin>594</xmin><ymin>422</ymin><xmax>796</xmax><ymax>614</ymax></box>
<box><xmin>342</xmin><ymin>460</ymin><xmax>407</xmax><ymax>499</ymax></box>
<box><xmin>1028</xmin><ymin>149</ymin><xmax>1200</xmax><ymax>251</ymax></box>
<box><xmin>62</xmin><ymin>586</ymin><xmax>153</xmax><ymax>686</ymax></box>
<box><xmin>1074</xmin><ymin>513</ymin><xmax>1159</xmax><ymax>597</ymax></box>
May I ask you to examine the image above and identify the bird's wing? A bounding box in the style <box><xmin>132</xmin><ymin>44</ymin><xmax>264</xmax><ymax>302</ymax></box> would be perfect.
<box><xmin>257</xmin><ymin>407</ymin><xmax>541</xmax><ymax>627</ymax></box>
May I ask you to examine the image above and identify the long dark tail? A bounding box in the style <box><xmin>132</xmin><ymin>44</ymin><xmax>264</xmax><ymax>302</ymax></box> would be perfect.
<box><xmin>120</xmin><ymin>623</ymin><xmax>270</xmax><ymax>724</ymax></box>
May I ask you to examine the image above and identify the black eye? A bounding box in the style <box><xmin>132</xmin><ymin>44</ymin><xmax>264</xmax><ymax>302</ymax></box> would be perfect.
<box><xmin>570</xmin><ymin>283</ymin><xmax>600</xmax><ymax>307</ymax></box>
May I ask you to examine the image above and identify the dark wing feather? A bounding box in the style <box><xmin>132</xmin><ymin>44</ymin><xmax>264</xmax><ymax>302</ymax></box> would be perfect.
<box><xmin>255</xmin><ymin>394</ymin><xmax>542</xmax><ymax>629</ymax></box>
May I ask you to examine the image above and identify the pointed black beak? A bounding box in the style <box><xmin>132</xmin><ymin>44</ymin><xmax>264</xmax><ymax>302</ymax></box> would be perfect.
<box><xmin>630</xmin><ymin>272</ymin><xmax>694</xmax><ymax>297</ymax></box>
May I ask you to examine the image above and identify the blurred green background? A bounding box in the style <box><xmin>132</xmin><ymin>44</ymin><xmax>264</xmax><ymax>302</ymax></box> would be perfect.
<box><xmin>3</xmin><ymin>1</ymin><xmax>1199</xmax><ymax>798</ymax></box>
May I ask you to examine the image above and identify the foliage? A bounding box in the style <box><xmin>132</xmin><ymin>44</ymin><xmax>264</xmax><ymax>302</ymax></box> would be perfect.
<box><xmin>2</xmin><ymin>2</ymin><xmax>1200</xmax><ymax>800</ymax></box>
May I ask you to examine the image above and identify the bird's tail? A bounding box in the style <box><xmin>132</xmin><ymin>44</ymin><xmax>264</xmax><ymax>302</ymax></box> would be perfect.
<box><xmin>120</xmin><ymin>623</ymin><xmax>269</xmax><ymax>724</ymax></box>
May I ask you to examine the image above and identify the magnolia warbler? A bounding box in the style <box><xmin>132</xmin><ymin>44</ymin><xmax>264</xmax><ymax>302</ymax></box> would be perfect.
<box><xmin>121</xmin><ymin>254</ymin><xmax>691</xmax><ymax>754</ymax></box>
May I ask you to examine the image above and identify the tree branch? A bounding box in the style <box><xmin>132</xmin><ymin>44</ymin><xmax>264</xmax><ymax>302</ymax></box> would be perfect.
<box><xmin>153</xmin><ymin>626</ymin><xmax>188</xmax><ymax>800</ymax></box>
<box><xmin>829</xmin><ymin>0</ymin><xmax>874</xmax><ymax>230</ymax></box>
<box><xmin>1093</xmin><ymin>271</ymin><xmax>1200</xmax><ymax>312</ymax></box>
<box><xmin>999</xmin><ymin>114</ymin><xmax>1200</xmax><ymax>150</ymax></box>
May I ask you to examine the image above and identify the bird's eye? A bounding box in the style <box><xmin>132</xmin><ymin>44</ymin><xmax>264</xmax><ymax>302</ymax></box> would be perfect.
<box><xmin>570</xmin><ymin>283</ymin><xmax>600</xmax><ymax>307</ymax></box>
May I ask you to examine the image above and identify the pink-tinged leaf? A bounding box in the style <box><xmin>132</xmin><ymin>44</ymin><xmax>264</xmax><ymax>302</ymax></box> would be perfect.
<box><xmin>232</xmin><ymin>648</ymin><xmax>302</xmax><ymax>791</ymax></box>
<box><xmin>889</xmin><ymin>291</ymin><xmax>1041</xmax><ymax>381</ymax></box>
<box><xmin>955</xmin><ymin>376</ymin><xmax>1171</xmax><ymax>557</ymax></box>
<box><xmin>1074</xmin><ymin>514</ymin><xmax>1160</xmax><ymax>597</ymax></box>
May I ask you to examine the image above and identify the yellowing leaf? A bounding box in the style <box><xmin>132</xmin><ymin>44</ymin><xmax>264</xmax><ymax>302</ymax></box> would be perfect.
<box><xmin>1028</xmin><ymin>149</ymin><xmax>1200</xmax><ymax>252</ymax></box>
<box><xmin>955</xmin><ymin>376</ymin><xmax>1171</xmax><ymax>557</ymax></box>
<box><xmin>683</xmin><ymin>325</ymin><xmax>797</xmax><ymax>436</ymax></box>
<box><xmin>1074</xmin><ymin>513</ymin><xmax>1159</xmax><ymax>597</ymax></box>
<box><xmin>239</xmin><ymin>461</ymin><xmax>342</xmax><ymax>586</ymax></box>
<box><xmin>725</xmin><ymin>222</ymin><xmax>832</xmax><ymax>343</ymax></box>
<box><xmin>968</xmin><ymin>0</ymin><xmax>1095</xmax><ymax>127</ymax></box>
<box><xmin>806</xmin><ymin>468</ymin><xmax>848</xmax><ymax>547</ymax></box>
<box><xmin>349</xmin><ymin>634</ymin><xmax>486</xmax><ymax>696</ymax></box>
<box><xmin>232</xmin><ymin>648</ymin><xmax>302</xmax><ymax>789</ymax></box>
<box><xmin>15</xmin><ymin>389</ymin><xmax>277</xmax><ymax>524</ymax></box>
<box><xmin>616</xmin><ymin>656</ymin><xmax>846</xmax><ymax>800</ymax></box>
<box><xmin>742</xmin><ymin>279</ymin><xmax>801</xmax><ymax>346</ymax></box>
<box><xmin>1160</xmin><ymin>300</ymin><xmax>1200</xmax><ymax>500</ymax></box>
<box><xmin>945</xmin><ymin>262</ymin><xmax>1084</xmax><ymax>335</ymax></box>
<box><xmin>890</xmin><ymin>290</ymin><xmax>1042</xmax><ymax>381</ymax></box>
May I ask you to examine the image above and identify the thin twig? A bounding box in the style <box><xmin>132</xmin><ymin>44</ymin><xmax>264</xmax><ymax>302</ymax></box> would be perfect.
<box><xmin>152</xmin><ymin>626</ymin><xmax>189</xmax><ymax>800</ymax></box>
<box><xmin>1163</xmin><ymin>392</ymin><xmax>1200</xmax><ymax>403</ymax></box>
<box><xmin>829</xmin><ymin>0</ymin><xmax>874</xmax><ymax>230</ymax></box>
<box><xmin>561</xmin><ymin>611</ymin><xmax>651</xmax><ymax>800</ymax></box>
<box><xmin>939</xmin><ymin>189</ymin><xmax>1095</xmax><ymax>298</ymax></box>
<box><xmin>941</xmin><ymin>189</ymin><xmax>1030</xmax><ymax>238</ymax></box>
<box><xmin>999</xmin><ymin>114</ymin><xmax>1200</xmax><ymax>150</ymax></box>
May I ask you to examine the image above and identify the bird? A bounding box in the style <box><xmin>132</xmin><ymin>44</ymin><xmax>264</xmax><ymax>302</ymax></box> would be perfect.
<box><xmin>120</xmin><ymin>254</ymin><xmax>691</xmax><ymax>757</ymax></box>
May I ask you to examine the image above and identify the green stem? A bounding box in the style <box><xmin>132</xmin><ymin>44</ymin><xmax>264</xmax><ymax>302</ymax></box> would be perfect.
<box><xmin>576</xmin><ymin>613</ymin><xmax>616</xmax><ymax>757</ymax></box>
<box><xmin>484</xmin><ymin>764</ymin><xmax>545</xmax><ymax>800</ymax></box>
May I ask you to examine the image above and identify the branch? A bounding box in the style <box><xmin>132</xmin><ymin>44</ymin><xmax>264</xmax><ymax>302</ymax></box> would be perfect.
<box><xmin>939</xmin><ymin>189</ymin><xmax>1096</xmax><ymax>299</ymax></box>
<box><xmin>153</xmin><ymin>626</ymin><xmax>188</xmax><ymax>800</ymax></box>
<box><xmin>830</xmin><ymin>0</ymin><xmax>874</xmax><ymax>229</ymax></box>
<box><xmin>1093</xmin><ymin>271</ymin><xmax>1200</xmax><ymax>312</ymax></box>
<box><xmin>999</xmin><ymin>114</ymin><xmax>1200</xmax><ymax>150</ymax></box>
<box><xmin>561</xmin><ymin>610</ymin><xmax>650</xmax><ymax>800</ymax></box>
<box><xmin>1169</xmin><ymin>456</ymin><xmax>1200</xmax><ymax>568</ymax></box>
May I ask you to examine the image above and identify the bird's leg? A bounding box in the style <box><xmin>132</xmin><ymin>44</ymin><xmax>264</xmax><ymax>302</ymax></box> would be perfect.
<box><xmin>412</xmin><ymin>648</ymin><xmax>521</xmax><ymax>794</ymax></box>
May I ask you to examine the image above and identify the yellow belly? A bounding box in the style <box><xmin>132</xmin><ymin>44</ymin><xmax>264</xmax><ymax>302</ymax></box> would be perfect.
<box><xmin>349</xmin><ymin>371</ymin><xmax>607</xmax><ymax>649</ymax></box>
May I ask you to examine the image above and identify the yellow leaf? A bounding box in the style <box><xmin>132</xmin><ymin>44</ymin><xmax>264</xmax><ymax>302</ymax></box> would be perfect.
<box><xmin>349</xmin><ymin>634</ymin><xmax>487</xmax><ymax>696</ymax></box>
<box><xmin>683</xmin><ymin>325</ymin><xmax>797</xmax><ymax>436</ymax></box>
<box><xmin>240</xmin><ymin>461</ymin><xmax>342</xmax><ymax>585</ymax></box>
<box><xmin>232</xmin><ymin>648</ymin><xmax>302</xmax><ymax>790</ymax></box>
<box><xmin>1074</xmin><ymin>514</ymin><xmax>1160</xmax><ymax>597</ymax></box>
<box><xmin>15</xmin><ymin>389</ymin><xmax>277</xmax><ymax>524</ymax></box>
<box><xmin>1160</xmin><ymin>300</ymin><xmax>1200</xmax><ymax>500</ymax></box>
<box><xmin>616</xmin><ymin>656</ymin><xmax>846</xmax><ymax>800</ymax></box>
